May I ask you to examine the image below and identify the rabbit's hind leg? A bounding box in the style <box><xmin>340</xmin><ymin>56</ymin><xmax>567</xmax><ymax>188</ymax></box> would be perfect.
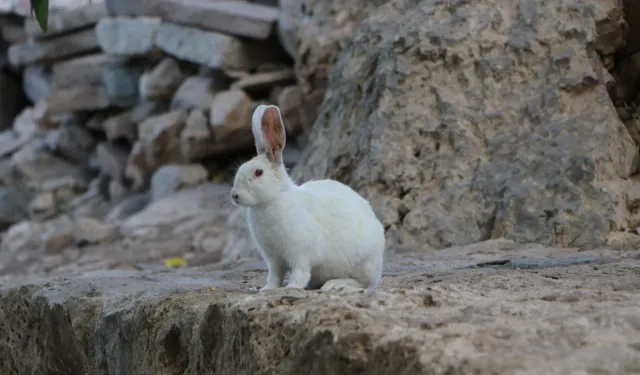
<box><xmin>284</xmin><ymin>265</ymin><xmax>311</xmax><ymax>289</ymax></box>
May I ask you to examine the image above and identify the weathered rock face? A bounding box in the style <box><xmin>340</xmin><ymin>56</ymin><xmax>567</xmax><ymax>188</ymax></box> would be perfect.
<box><xmin>292</xmin><ymin>0</ymin><xmax>637</xmax><ymax>251</ymax></box>
<box><xmin>275</xmin><ymin>0</ymin><xmax>390</xmax><ymax>135</ymax></box>
<box><xmin>278</xmin><ymin>0</ymin><xmax>390</xmax><ymax>94</ymax></box>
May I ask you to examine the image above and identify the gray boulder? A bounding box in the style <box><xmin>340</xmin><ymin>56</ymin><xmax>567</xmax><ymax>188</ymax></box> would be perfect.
<box><xmin>292</xmin><ymin>0</ymin><xmax>637</xmax><ymax>251</ymax></box>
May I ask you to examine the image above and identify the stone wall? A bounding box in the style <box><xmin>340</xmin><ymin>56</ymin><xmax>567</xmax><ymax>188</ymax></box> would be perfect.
<box><xmin>0</xmin><ymin>0</ymin><xmax>320</xmax><ymax>276</ymax></box>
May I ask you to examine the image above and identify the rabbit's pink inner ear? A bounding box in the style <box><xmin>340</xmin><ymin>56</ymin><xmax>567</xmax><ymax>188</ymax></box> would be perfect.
<box><xmin>261</xmin><ymin>107</ymin><xmax>284</xmax><ymax>162</ymax></box>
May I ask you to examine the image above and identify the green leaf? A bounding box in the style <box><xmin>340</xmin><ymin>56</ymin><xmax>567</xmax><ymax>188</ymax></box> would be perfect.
<box><xmin>30</xmin><ymin>0</ymin><xmax>49</xmax><ymax>34</ymax></box>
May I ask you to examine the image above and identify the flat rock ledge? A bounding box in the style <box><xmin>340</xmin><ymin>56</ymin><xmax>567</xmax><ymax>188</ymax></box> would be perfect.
<box><xmin>1</xmin><ymin>241</ymin><xmax>640</xmax><ymax>374</ymax></box>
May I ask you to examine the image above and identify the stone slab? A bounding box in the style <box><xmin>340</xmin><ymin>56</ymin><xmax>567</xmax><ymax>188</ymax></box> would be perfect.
<box><xmin>155</xmin><ymin>22</ymin><xmax>233</xmax><ymax>69</ymax></box>
<box><xmin>105</xmin><ymin>0</ymin><xmax>277</xmax><ymax>39</ymax></box>
<box><xmin>8</xmin><ymin>28</ymin><xmax>99</xmax><ymax>66</ymax></box>
<box><xmin>230</xmin><ymin>69</ymin><xmax>295</xmax><ymax>91</ymax></box>
<box><xmin>46</xmin><ymin>86</ymin><xmax>111</xmax><ymax>113</ymax></box>
<box><xmin>96</xmin><ymin>17</ymin><xmax>161</xmax><ymax>56</ymax></box>
<box><xmin>52</xmin><ymin>53</ymin><xmax>126</xmax><ymax>90</ymax></box>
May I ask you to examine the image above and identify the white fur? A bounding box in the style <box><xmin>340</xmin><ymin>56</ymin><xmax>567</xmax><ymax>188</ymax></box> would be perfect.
<box><xmin>231</xmin><ymin>105</ymin><xmax>385</xmax><ymax>291</ymax></box>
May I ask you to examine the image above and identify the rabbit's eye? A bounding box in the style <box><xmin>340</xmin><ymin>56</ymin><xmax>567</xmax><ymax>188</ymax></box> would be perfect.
<box><xmin>254</xmin><ymin>169</ymin><xmax>264</xmax><ymax>177</ymax></box>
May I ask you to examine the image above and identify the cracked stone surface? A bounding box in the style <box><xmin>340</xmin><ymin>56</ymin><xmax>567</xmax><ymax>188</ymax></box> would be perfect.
<box><xmin>1</xmin><ymin>240</ymin><xmax>640</xmax><ymax>374</ymax></box>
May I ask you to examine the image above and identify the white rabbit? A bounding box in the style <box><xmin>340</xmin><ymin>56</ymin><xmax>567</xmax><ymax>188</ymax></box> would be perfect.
<box><xmin>230</xmin><ymin>104</ymin><xmax>386</xmax><ymax>291</ymax></box>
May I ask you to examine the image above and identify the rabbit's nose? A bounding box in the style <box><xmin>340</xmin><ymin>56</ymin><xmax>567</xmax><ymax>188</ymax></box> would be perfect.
<box><xmin>232</xmin><ymin>193</ymin><xmax>239</xmax><ymax>202</ymax></box>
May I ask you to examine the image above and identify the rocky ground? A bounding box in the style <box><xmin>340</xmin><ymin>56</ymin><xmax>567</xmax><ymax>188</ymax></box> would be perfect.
<box><xmin>1</xmin><ymin>240</ymin><xmax>639</xmax><ymax>374</ymax></box>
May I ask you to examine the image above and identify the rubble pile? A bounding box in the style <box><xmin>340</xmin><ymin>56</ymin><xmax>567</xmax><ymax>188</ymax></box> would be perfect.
<box><xmin>0</xmin><ymin>0</ymin><xmax>309</xmax><ymax>276</ymax></box>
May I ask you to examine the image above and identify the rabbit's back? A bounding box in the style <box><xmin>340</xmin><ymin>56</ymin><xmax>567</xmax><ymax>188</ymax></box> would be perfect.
<box><xmin>300</xmin><ymin>179</ymin><xmax>385</xmax><ymax>288</ymax></box>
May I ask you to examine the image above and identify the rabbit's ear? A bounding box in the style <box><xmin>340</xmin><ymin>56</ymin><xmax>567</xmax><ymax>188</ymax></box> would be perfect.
<box><xmin>251</xmin><ymin>104</ymin><xmax>286</xmax><ymax>165</ymax></box>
